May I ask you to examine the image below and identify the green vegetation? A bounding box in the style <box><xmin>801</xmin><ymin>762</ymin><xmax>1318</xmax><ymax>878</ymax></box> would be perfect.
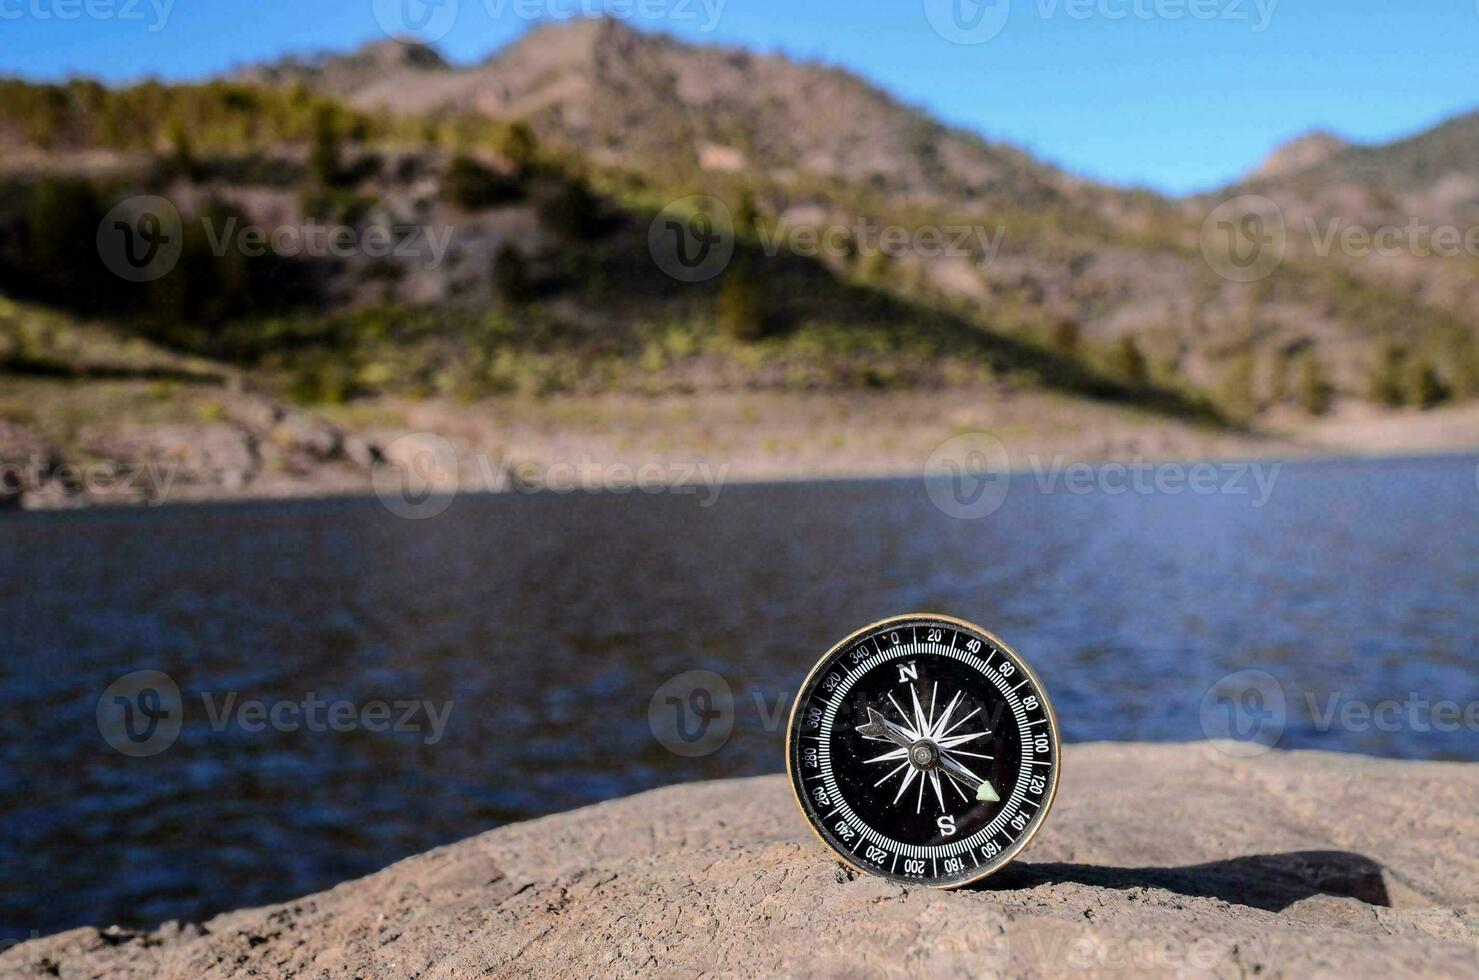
<box><xmin>491</xmin><ymin>245</ymin><xmax>533</xmax><ymax>305</ymax></box>
<box><xmin>1297</xmin><ymin>353</ymin><xmax>1334</xmax><ymax>416</ymax></box>
<box><xmin>1</xmin><ymin>70</ymin><xmax>1470</xmax><ymax>430</ymax></box>
<box><xmin>442</xmin><ymin>154</ymin><xmax>523</xmax><ymax>210</ymax></box>
<box><xmin>1368</xmin><ymin>343</ymin><xmax>1409</xmax><ymax>407</ymax></box>
<box><xmin>715</xmin><ymin>265</ymin><xmax>765</xmax><ymax>341</ymax></box>
<box><xmin>1049</xmin><ymin>319</ymin><xmax>1080</xmax><ymax>357</ymax></box>
<box><xmin>1106</xmin><ymin>335</ymin><xmax>1149</xmax><ymax>387</ymax></box>
<box><xmin>1216</xmin><ymin>350</ymin><xmax>1258</xmax><ymax>422</ymax></box>
<box><xmin>0</xmin><ymin>77</ymin><xmax>524</xmax><ymax>158</ymax></box>
<box><xmin>309</xmin><ymin>104</ymin><xmax>345</xmax><ymax>187</ymax></box>
<box><xmin>0</xmin><ymin>176</ymin><xmax>308</xmax><ymax>333</ymax></box>
<box><xmin>1409</xmin><ymin>359</ymin><xmax>1449</xmax><ymax>409</ymax></box>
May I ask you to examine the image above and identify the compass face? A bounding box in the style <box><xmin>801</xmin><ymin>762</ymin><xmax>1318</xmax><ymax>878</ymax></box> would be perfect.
<box><xmin>785</xmin><ymin>615</ymin><xmax>1060</xmax><ymax>887</ymax></box>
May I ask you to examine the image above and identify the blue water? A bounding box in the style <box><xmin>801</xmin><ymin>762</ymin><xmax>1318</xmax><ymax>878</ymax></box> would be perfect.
<box><xmin>2</xmin><ymin>454</ymin><xmax>1477</xmax><ymax>940</ymax></box>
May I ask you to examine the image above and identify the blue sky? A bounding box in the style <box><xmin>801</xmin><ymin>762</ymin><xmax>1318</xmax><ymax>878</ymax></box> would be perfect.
<box><xmin>4</xmin><ymin>0</ymin><xmax>1477</xmax><ymax>194</ymax></box>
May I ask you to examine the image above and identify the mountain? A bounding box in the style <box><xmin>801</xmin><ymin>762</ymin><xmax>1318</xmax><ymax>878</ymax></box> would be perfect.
<box><xmin>239</xmin><ymin>20</ymin><xmax>1082</xmax><ymax>212</ymax></box>
<box><xmin>1250</xmin><ymin>130</ymin><xmax>1350</xmax><ymax>181</ymax></box>
<box><xmin>1246</xmin><ymin>111</ymin><xmax>1479</xmax><ymax>198</ymax></box>
<box><xmin>1</xmin><ymin>17</ymin><xmax>1475</xmax><ymax>426</ymax></box>
<box><xmin>236</xmin><ymin>37</ymin><xmax>450</xmax><ymax>90</ymax></box>
<box><xmin>1228</xmin><ymin>110</ymin><xmax>1479</xmax><ymax>346</ymax></box>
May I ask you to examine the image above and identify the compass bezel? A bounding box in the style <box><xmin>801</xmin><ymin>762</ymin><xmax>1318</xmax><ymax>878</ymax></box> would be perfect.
<box><xmin>784</xmin><ymin>613</ymin><xmax>1061</xmax><ymax>888</ymax></box>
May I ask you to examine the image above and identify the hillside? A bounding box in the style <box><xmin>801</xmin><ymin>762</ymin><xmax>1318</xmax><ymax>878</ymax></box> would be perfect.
<box><xmin>1250</xmin><ymin>130</ymin><xmax>1350</xmax><ymax>181</ymax></box>
<box><xmin>1246</xmin><ymin>111</ymin><xmax>1479</xmax><ymax>195</ymax></box>
<box><xmin>1230</xmin><ymin>112</ymin><xmax>1479</xmax><ymax>334</ymax></box>
<box><xmin>0</xmin><ymin>19</ymin><xmax>1477</xmax><ymax>506</ymax></box>
<box><xmin>241</xmin><ymin>20</ymin><xmax>1078</xmax><ymax>212</ymax></box>
<box><xmin>232</xmin><ymin>20</ymin><xmax>1479</xmax><ymax>411</ymax></box>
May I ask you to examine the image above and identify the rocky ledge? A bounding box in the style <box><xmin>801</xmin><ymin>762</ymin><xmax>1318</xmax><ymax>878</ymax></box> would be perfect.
<box><xmin>4</xmin><ymin>744</ymin><xmax>1476</xmax><ymax>978</ymax></box>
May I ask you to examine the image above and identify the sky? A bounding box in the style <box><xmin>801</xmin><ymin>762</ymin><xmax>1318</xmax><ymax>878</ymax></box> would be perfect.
<box><xmin>3</xmin><ymin>0</ymin><xmax>1477</xmax><ymax>195</ymax></box>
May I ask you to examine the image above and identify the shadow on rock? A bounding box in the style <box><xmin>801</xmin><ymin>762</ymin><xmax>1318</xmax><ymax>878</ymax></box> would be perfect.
<box><xmin>975</xmin><ymin>850</ymin><xmax>1392</xmax><ymax>912</ymax></box>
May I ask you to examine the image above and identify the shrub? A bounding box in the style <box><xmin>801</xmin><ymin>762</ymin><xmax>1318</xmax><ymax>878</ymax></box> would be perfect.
<box><xmin>496</xmin><ymin>122</ymin><xmax>540</xmax><ymax>176</ymax></box>
<box><xmin>1217</xmin><ymin>351</ymin><xmax>1257</xmax><ymax>420</ymax></box>
<box><xmin>310</xmin><ymin>105</ymin><xmax>343</xmax><ymax>187</ymax></box>
<box><xmin>492</xmin><ymin>244</ymin><xmax>532</xmax><ymax>305</ymax></box>
<box><xmin>716</xmin><ymin>266</ymin><xmax>764</xmax><ymax>341</ymax></box>
<box><xmin>165</xmin><ymin>120</ymin><xmax>197</xmax><ymax>180</ymax></box>
<box><xmin>1107</xmin><ymin>335</ymin><xmax>1148</xmax><ymax>386</ymax></box>
<box><xmin>1297</xmin><ymin>353</ymin><xmax>1334</xmax><ymax>415</ymax></box>
<box><xmin>1049</xmin><ymin>318</ymin><xmax>1080</xmax><ymax>356</ymax></box>
<box><xmin>533</xmin><ymin>175</ymin><xmax>603</xmax><ymax>239</ymax></box>
<box><xmin>441</xmin><ymin>154</ymin><xmax>522</xmax><ymax>210</ymax></box>
<box><xmin>1408</xmin><ymin>359</ymin><xmax>1449</xmax><ymax>410</ymax></box>
<box><xmin>1367</xmin><ymin>343</ymin><xmax>1408</xmax><ymax>406</ymax></box>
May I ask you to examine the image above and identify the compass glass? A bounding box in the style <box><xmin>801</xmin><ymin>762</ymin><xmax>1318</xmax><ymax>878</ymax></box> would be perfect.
<box><xmin>786</xmin><ymin>615</ymin><xmax>1059</xmax><ymax>887</ymax></box>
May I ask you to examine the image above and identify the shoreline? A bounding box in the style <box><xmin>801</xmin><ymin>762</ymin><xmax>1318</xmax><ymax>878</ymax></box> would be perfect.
<box><xmin>6</xmin><ymin>433</ymin><xmax>1477</xmax><ymax>515</ymax></box>
<box><xmin>6</xmin><ymin>387</ymin><xmax>1478</xmax><ymax>511</ymax></box>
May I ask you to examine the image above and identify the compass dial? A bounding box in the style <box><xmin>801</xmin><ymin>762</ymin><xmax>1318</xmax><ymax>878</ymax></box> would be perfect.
<box><xmin>785</xmin><ymin>614</ymin><xmax>1060</xmax><ymax>887</ymax></box>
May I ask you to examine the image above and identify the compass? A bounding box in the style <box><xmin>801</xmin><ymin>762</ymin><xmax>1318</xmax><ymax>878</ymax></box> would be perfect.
<box><xmin>785</xmin><ymin>614</ymin><xmax>1060</xmax><ymax>887</ymax></box>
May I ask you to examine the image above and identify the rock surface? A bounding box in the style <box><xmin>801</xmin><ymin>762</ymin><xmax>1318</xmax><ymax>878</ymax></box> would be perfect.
<box><xmin>4</xmin><ymin>744</ymin><xmax>1476</xmax><ymax>978</ymax></box>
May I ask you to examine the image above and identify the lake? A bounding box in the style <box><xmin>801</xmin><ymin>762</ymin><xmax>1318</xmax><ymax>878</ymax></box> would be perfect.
<box><xmin>3</xmin><ymin>453</ymin><xmax>1477</xmax><ymax>941</ymax></box>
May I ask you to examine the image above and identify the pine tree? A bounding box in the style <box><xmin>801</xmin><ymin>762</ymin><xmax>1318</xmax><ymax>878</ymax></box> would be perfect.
<box><xmin>1367</xmin><ymin>343</ymin><xmax>1408</xmax><ymax>407</ymax></box>
<box><xmin>716</xmin><ymin>265</ymin><xmax>764</xmax><ymax>341</ymax></box>
<box><xmin>492</xmin><ymin>245</ymin><xmax>532</xmax><ymax>305</ymax></box>
<box><xmin>1297</xmin><ymin>353</ymin><xmax>1334</xmax><ymax>416</ymax></box>
<box><xmin>1408</xmin><ymin>359</ymin><xmax>1449</xmax><ymax>410</ymax></box>
<box><xmin>497</xmin><ymin>122</ymin><xmax>539</xmax><ymax>177</ymax></box>
<box><xmin>1050</xmin><ymin>319</ymin><xmax>1080</xmax><ymax>356</ymax></box>
<box><xmin>310</xmin><ymin>105</ymin><xmax>342</xmax><ymax>187</ymax></box>
<box><xmin>1108</xmin><ymin>335</ymin><xmax>1148</xmax><ymax>386</ymax></box>
<box><xmin>1218</xmin><ymin>351</ymin><xmax>1258</xmax><ymax>420</ymax></box>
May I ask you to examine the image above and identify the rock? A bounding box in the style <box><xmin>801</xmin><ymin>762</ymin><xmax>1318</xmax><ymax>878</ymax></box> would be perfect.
<box><xmin>375</xmin><ymin>431</ymin><xmax>460</xmax><ymax>493</ymax></box>
<box><xmin>269</xmin><ymin>411</ymin><xmax>344</xmax><ymax>462</ymax></box>
<box><xmin>0</xmin><ymin>420</ymin><xmax>61</xmax><ymax>507</ymax></box>
<box><xmin>3</xmin><ymin>744</ymin><xmax>1476</xmax><ymax>977</ymax></box>
<box><xmin>342</xmin><ymin>435</ymin><xmax>381</xmax><ymax>469</ymax></box>
<box><xmin>220</xmin><ymin>392</ymin><xmax>282</xmax><ymax>433</ymax></box>
<box><xmin>84</xmin><ymin>425</ymin><xmax>258</xmax><ymax>498</ymax></box>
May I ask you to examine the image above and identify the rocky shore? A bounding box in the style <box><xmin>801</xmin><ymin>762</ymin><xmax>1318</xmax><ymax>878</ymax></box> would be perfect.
<box><xmin>4</xmin><ymin>743</ymin><xmax>1475</xmax><ymax>978</ymax></box>
<box><xmin>7</xmin><ymin>385</ymin><xmax>1479</xmax><ymax>512</ymax></box>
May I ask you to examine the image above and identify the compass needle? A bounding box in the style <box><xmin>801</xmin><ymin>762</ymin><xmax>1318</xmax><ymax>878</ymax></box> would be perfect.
<box><xmin>941</xmin><ymin>756</ymin><xmax>984</xmax><ymax>784</ymax></box>
<box><xmin>943</xmin><ymin>770</ymin><xmax>974</xmax><ymax>803</ymax></box>
<box><xmin>788</xmin><ymin>616</ymin><xmax>1059</xmax><ymax>887</ymax></box>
